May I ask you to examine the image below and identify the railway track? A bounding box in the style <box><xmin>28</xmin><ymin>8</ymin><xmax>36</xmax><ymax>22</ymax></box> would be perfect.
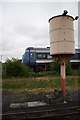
<box><xmin>1</xmin><ymin>106</ymin><xmax>80</xmax><ymax>120</ymax></box>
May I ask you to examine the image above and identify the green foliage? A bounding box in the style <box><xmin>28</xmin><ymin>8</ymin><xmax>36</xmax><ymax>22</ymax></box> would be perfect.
<box><xmin>3</xmin><ymin>76</ymin><xmax>78</xmax><ymax>90</ymax></box>
<box><xmin>50</xmin><ymin>62</ymin><xmax>60</xmax><ymax>76</ymax></box>
<box><xmin>50</xmin><ymin>62</ymin><xmax>73</xmax><ymax>76</ymax></box>
<box><xmin>36</xmin><ymin>71</ymin><xmax>50</xmax><ymax>77</ymax></box>
<box><xmin>2</xmin><ymin>58</ymin><xmax>34</xmax><ymax>78</ymax></box>
<box><xmin>78</xmin><ymin>66</ymin><xmax>80</xmax><ymax>75</ymax></box>
<box><xmin>66</xmin><ymin>62</ymin><xmax>72</xmax><ymax>75</ymax></box>
<box><xmin>66</xmin><ymin>76</ymin><xmax>78</xmax><ymax>89</ymax></box>
<box><xmin>2</xmin><ymin>77</ymin><xmax>61</xmax><ymax>89</ymax></box>
<box><xmin>71</xmin><ymin>66</ymin><xmax>80</xmax><ymax>76</ymax></box>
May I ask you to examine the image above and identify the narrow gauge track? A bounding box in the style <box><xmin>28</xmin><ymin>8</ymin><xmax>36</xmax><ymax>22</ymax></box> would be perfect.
<box><xmin>1</xmin><ymin>106</ymin><xmax>80</xmax><ymax>120</ymax></box>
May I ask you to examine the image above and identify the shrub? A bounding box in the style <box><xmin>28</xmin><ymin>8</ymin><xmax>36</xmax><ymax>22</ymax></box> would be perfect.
<box><xmin>2</xmin><ymin>58</ymin><xmax>34</xmax><ymax>78</ymax></box>
<box><xmin>36</xmin><ymin>71</ymin><xmax>50</xmax><ymax>77</ymax></box>
<box><xmin>50</xmin><ymin>62</ymin><xmax>72</xmax><ymax>76</ymax></box>
<box><xmin>66</xmin><ymin>62</ymin><xmax>72</xmax><ymax>75</ymax></box>
<box><xmin>50</xmin><ymin>62</ymin><xmax>60</xmax><ymax>76</ymax></box>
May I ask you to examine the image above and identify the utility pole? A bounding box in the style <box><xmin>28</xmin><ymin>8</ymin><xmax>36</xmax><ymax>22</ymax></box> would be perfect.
<box><xmin>29</xmin><ymin>48</ymin><xmax>30</xmax><ymax>67</ymax></box>
<box><xmin>0</xmin><ymin>55</ymin><xmax>2</xmax><ymax>79</ymax></box>
<box><xmin>1</xmin><ymin>55</ymin><xmax>2</xmax><ymax>63</ymax></box>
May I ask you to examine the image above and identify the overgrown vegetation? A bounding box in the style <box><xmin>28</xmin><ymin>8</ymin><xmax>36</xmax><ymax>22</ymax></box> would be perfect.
<box><xmin>50</xmin><ymin>63</ymin><xmax>60</xmax><ymax>75</ymax></box>
<box><xmin>66</xmin><ymin>62</ymin><xmax>72</xmax><ymax>75</ymax></box>
<box><xmin>2</xmin><ymin>76</ymin><xmax>78</xmax><ymax>90</ymax></box>
<box><xmin>2</xmin><ymin>58</ymin><xmax>79</xmax><ymax>92</ymax></box>
<box><xmin>50</xmin><ymin>62</ymin><xmax>74</xmax><ymax>76</ymax></box>
<box><xmin>2</xmin><ymin>58</ymin><xmax>34</xmax><ymax>78</ymax></box>
<box><xmin>2</xmin><ymin>58</ymin><xmax>79</xmax><ymax>78</ymax></box>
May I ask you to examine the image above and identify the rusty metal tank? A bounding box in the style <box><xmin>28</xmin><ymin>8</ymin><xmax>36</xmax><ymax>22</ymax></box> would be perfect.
<box><xmin>49</xmin><ymin>14</ymin><xmax>75</xmax><ymax>63</ymax></box>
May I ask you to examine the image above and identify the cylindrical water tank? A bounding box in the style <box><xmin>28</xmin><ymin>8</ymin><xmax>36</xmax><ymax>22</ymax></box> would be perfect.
<box><xmin>49</xmin><ymin>15</ymin><xmax>75</xmax><ymax>56</ymax></box>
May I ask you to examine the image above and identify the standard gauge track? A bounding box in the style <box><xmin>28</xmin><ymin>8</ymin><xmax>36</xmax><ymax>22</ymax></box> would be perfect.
<box><xmin>1</xmin><ymin>106</ymin><xmax>80</xmax><ymax>120</ymax></box>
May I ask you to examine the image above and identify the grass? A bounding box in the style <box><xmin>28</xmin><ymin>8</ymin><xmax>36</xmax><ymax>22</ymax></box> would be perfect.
<box><xmin>2</xmin><ymin>76</ymin><xmax>79</xmax><ymax>92</ymax></box>
<box><xmin>2</xmin><ymin>77</ymin><xmax>60</xmax><ymax>89</ymax></box>
<box><xmin>2</xmin><ymin>76</ymin><xmax>79</xmax><ymax>103</ymax></box>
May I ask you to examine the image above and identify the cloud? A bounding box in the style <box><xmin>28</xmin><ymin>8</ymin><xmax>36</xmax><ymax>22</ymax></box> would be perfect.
<box><xmin>1</xmin><ymin>2</ymin><xmax>78</xmax><ymax>62</ymax></box>
<box><xmin>15</xmin><ymin>24</ymin><xmax>49</xmax><ymax>40</ymax></box>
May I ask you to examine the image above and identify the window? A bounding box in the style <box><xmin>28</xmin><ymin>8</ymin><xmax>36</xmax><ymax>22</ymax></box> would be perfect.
<box><xmin>43</xmin><ymin>54</ymin><xmax>46</xmax><ymax>59</ymax></box>
<box><xmin>37</xmin><ymin>54</ymin><xmax>42</xmax><ymax>59</ymax></box>
<box><xmin>72</xmin><ymin>53</ymin><xmax>80</xmax><ymax>59</ymax></box>
<box><xmin>30</xmin><ymin>52</ymin><xmax>34</xmax><ymax>59</ymax></box>
<box><xmin>37</xmin><ymin>53</ymin><xmax>46</xmax><ymax>59</ymax></box>
<box><xmin>47</xmin><ymin>54</ymin><xmax>52</xmax><ymax>59</ymax></box>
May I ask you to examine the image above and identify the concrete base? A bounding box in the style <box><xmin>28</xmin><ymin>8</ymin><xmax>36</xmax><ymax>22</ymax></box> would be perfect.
<box><xmin>10</xmin><ymin>101</ymin><xmax>47</xmax><ymax>108</ymax></box>
<box><xmin>10</xmin><ymin>103</ymin><xmax>28</xmax><ymax>108</ymax></box>
<box><xmin>28</xmin><ymin>101</ymin><xmax>47</xmax><ymax>107</ymax></box>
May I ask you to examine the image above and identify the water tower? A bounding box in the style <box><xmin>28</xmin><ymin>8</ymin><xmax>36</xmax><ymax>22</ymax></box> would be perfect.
<box><xmin>48</xmin><ymin>10</ymin><xmax>78</xmax><ymax>99</ymax></box>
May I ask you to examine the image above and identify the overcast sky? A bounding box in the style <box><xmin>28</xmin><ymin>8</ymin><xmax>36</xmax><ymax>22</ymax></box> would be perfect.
<box><xmin>0</xmin><ymin>1</ymin><xmax>79</xmax><ymax>62</ymax></box>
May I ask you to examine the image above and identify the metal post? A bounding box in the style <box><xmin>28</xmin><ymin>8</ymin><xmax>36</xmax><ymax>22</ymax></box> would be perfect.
<box><xmin>1</xmin><ymin>55</ymin><xmax>2</xmax><ymax>63</ymax></box>
<box><xmin>61</xmin><ymin>60</ymin><xmax>66</xmax><ymax>98</ymax></box>
<box><xmin>29</xmin><ymin>48</ymin><xmax>30</xmax><ymax>67</ymax></box>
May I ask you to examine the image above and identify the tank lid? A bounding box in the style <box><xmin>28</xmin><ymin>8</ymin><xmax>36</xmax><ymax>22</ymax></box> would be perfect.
<box><xmin>48</xmin><ymin>14</ymin><xmax>74</xmax><ymax>22</ymax></box>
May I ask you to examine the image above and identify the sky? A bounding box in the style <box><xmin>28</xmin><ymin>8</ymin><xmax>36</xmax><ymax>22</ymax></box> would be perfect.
<box><xmin>0</xmin><ymin>0</ymin><xmax>79</xmax><ymax>62</ymax></box>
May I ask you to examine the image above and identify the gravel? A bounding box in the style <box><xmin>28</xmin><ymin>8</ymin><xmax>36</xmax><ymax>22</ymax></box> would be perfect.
<box><xmin>2</xmin><ymin>89</ymin><xmax>80</xmax><ymax>114</ymax></box>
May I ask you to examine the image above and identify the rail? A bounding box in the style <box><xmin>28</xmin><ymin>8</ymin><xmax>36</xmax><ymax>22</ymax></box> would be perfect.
<box><xmin>1</xmin><ymin>106</ymin><xmax>80</xmax><ymax>120</ymax></box>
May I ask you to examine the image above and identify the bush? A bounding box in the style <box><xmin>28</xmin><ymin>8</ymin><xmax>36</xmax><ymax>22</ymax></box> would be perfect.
<box><xmin>50</xmin><ymin>62</ymin><xmax>60</xmax><ymax>76</ymax></box>
<box><xmin>36</xmin><ymin>71</ymin><xmax>50</xmax><ymax>77</ymax></box>
<box><xmin>71</xmin><ymin>68</ymin><xmax>80</xmax><ymax>76</ymax></box>
<box><xmin>66</xmin><ymin>62</ymin><xmax>72</xmax><ymax>75</ymax></box>
<box><xmin>50</xmin><ymin>62</ymin><xmax>73</xmax><ymax>76</ymax></box>
<box><xmin>2</xmin><ymin>58</ymin><xmax>34</xmax><ymax>78</ymax></box>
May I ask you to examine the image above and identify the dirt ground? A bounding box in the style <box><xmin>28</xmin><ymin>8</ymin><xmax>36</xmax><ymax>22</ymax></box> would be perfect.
<box><xmin>2</xmin><ymin>89</ymin><xmax>80</xmax><ymax>114</ymax></box>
